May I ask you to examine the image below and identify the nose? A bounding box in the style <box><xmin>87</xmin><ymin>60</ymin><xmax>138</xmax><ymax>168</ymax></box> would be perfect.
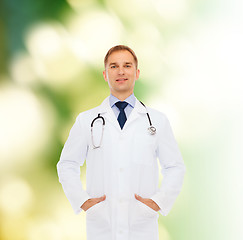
<box><xmin>118</xmin><ymin>67</ymin><xmax>125</xmax><ymax>75</ymax></box>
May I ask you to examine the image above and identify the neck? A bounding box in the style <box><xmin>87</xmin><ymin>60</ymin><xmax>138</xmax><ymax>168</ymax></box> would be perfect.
<box><xmin>111</xmin><ymin>91</ymin><xmax>133</xmax><ymax>101</ymax></box>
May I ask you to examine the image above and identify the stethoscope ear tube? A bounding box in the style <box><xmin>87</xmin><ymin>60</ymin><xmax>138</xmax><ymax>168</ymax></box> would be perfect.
<box><xmin>91</xmin><ymin>113</ymin><xmax>105</xmax><ymax>127</ymax></box>
<box><xmin>91</xmin><ymin>113</ymin><xmax>105</xmax><ymax>149</ymax></box>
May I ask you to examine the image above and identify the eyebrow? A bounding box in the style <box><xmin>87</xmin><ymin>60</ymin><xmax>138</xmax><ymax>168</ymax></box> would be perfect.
<box><xmin>109</xmin><ymin>62</ymin><xmax>133</xmax><ymax>66</ymax></box>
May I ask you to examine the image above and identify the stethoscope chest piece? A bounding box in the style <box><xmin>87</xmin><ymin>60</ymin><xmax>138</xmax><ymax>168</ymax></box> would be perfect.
<box><xmin>148</xmin><ymin>126</ymin><xmax>156</xmax><ymax>135</ymax></box>
<box><xmin>139</xmin><ymin>101</ymin><xmax>157</xmax><ymax>135</ymax></box>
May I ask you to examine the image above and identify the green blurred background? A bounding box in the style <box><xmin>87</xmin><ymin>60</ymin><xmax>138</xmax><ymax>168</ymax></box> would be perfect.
<box><xmin>0</xmin><ymin>0</ymin><xmax>242</xmax><ymax>239</ymax></box>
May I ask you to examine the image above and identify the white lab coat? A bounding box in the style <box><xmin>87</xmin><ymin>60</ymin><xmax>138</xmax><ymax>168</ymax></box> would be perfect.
<box><xmin>57</xmin><ymin>96</ymin><xmax>185</xmax><ymax>240</ymax></box>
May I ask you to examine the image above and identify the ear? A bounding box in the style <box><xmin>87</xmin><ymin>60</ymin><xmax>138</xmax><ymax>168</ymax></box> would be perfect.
<box><xmin>103</xmin><ymin>70</ymin><xmax>108</xmax><ymax>82</ymax></box>
<box><xmin>135</xmin><ymin>69</ymin><xmax>140</xmax><ymax>81</ymax></box>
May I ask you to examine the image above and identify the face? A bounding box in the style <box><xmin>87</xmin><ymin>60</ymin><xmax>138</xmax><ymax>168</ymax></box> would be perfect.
<box><xmin>103</xmin><ymin>50</ymin><xmax>140</xmax><ymax>98</ymax></box>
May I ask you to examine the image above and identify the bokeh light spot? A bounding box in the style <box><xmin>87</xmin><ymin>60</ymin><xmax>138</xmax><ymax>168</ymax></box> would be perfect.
<box><xmin>0</xmin><ymin>177</ymin><xmax>33</xmax><ymax>216</ymax></box>
<box><xmin>0</xmin><ymin>85</ymin><xmax>52</xmax><ymax>168</ymax></box>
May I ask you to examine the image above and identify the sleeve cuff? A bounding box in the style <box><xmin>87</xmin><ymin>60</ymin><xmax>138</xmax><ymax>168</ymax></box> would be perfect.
<box><xmin>151</xmin><ymin>195</ymin><xmax>167</xmax><ymax>216</ymax></box>
<box><xmin>74</xmin><ymin>193</ymin><xmax>91</xmax><ymax>215</ymax></box>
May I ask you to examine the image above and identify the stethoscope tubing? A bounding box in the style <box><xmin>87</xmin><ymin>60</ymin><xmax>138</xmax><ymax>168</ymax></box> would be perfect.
<box><xmin>90</xmin><ymin>101</ymin><xmax>156</xmax><ymax>149</ymax></box>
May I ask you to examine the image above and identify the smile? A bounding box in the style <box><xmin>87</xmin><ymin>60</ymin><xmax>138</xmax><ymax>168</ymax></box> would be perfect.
<box><xmin>116</xmin><ymin>78</ymin><xmax>128</xmax><ymax>82</ymax></box>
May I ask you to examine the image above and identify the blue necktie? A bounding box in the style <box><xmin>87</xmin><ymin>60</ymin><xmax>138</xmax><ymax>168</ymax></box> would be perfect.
<box><xmin>115</xmin><ymin>101</ymin><xmax>128</xmax><ymax>129</ymax></box>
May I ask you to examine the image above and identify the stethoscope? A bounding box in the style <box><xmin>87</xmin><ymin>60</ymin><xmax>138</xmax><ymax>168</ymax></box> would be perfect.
<box><xmin>90</xmin><ymin>101</ymin><xmax>156</xmax><ymax>149</ymax></box>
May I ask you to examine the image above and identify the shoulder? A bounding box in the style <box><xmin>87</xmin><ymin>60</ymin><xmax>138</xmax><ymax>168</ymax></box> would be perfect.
<box><xmin>78</xmin><ymin>105</ymin><xmax>100</xmax><ymax>118</ymax></box>
<box><xmin>75</xmin><ymin>105</ymin><xmax>100</xmax><ymax>127</ymax></box>
<box><xmin>145</xmin><ymin>106</ymin><xmax>173</xmax><ymax>133</ymax></box>
<box><xmin>135</xmin><ymin>97</ymin><xmax>170</xmax><ymax>125</ymax></box>
<box><xmin>146</xmin><ymin>106</ymin><xmax>168</xmax><ymax>121</ymax></box>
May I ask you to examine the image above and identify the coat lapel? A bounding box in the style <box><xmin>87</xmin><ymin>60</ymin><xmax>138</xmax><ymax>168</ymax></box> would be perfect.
<box><xmin>123</xmin><ymin>98</ymin><xmax>147</xmax><ymax>130</ymax></box>
<box><xmin>98</xmin><ymin>97</ymin><xmax>121</xmax><ymax>131</ymax></box>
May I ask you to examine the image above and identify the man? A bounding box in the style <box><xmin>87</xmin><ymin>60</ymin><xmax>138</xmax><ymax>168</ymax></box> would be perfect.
<box><xmin>57</xmin><ymin>45</ymin><xmax>186</xmax><ymax>240</ymax></box>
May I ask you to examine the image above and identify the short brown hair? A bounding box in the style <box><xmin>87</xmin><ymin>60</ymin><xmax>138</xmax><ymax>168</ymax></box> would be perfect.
<box><xmin>104</xmin><ymin>45</ymin><xmax>138</xmax><ymax>69</ymax></box>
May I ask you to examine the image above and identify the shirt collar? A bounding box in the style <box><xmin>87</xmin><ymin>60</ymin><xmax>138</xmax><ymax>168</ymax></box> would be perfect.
<box><xmin>109</xmin><ymin>93</ymin><xmax>136</xmax><ymax>108</ymax></box>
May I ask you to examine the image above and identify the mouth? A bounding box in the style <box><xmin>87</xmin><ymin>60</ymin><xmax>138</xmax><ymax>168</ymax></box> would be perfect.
<box><xmin>116</xmin><ymin>78</ymin><xmax>128</xmax><ymax>82</ymax></box>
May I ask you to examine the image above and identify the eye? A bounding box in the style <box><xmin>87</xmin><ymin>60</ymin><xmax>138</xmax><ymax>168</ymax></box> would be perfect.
<box><xmin>125</xmin><ymin>65</ymin><xmax>131</xmax><ymax>68</ymax></box>
<box><xmin>110</xmin><ymin>65</ymin><xmax>116</xmax><ymax>69</ymax></box>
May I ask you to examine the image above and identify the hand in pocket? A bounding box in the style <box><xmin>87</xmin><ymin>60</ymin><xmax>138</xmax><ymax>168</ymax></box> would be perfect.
<box><xmin>81</xmin><ymin>195</ymin><xmax>106</xmax><ymax>211</ymax></box>
<box><xmin>135</xmin><ymin>194</ymin><xmax>160</xmax><ymax>212</ymax></box>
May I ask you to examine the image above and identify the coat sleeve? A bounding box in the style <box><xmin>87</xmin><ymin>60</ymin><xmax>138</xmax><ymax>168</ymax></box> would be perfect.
<box><xmin>150</xmin><ymin>115</ymin><xmax>186</xmax><ymax>216</ymax></box>
<box><xmin>57</xmin><ymin>113</ymin><xmax>91</xmax><ymax>214</ymax></box>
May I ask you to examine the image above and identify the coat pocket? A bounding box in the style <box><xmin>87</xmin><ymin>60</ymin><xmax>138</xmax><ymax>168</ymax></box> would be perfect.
<box><xmin>129</xmin><ymin>200</ymin><xmax>159</xmax><ymax>240</ymax></box>
<box><xmin>86</xmin><ymin>200</ymin><xmax>112</xmax><ymax>239</ymax></box>
<box><xmin>86</xmin><ymin>200</ymin><xmax>110</xmax><ymax>222</ymax></box>
<box><xmin>129</xmin><ymin>199</ymin><xmax>158</xmax><ymax>226</ymax></box>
